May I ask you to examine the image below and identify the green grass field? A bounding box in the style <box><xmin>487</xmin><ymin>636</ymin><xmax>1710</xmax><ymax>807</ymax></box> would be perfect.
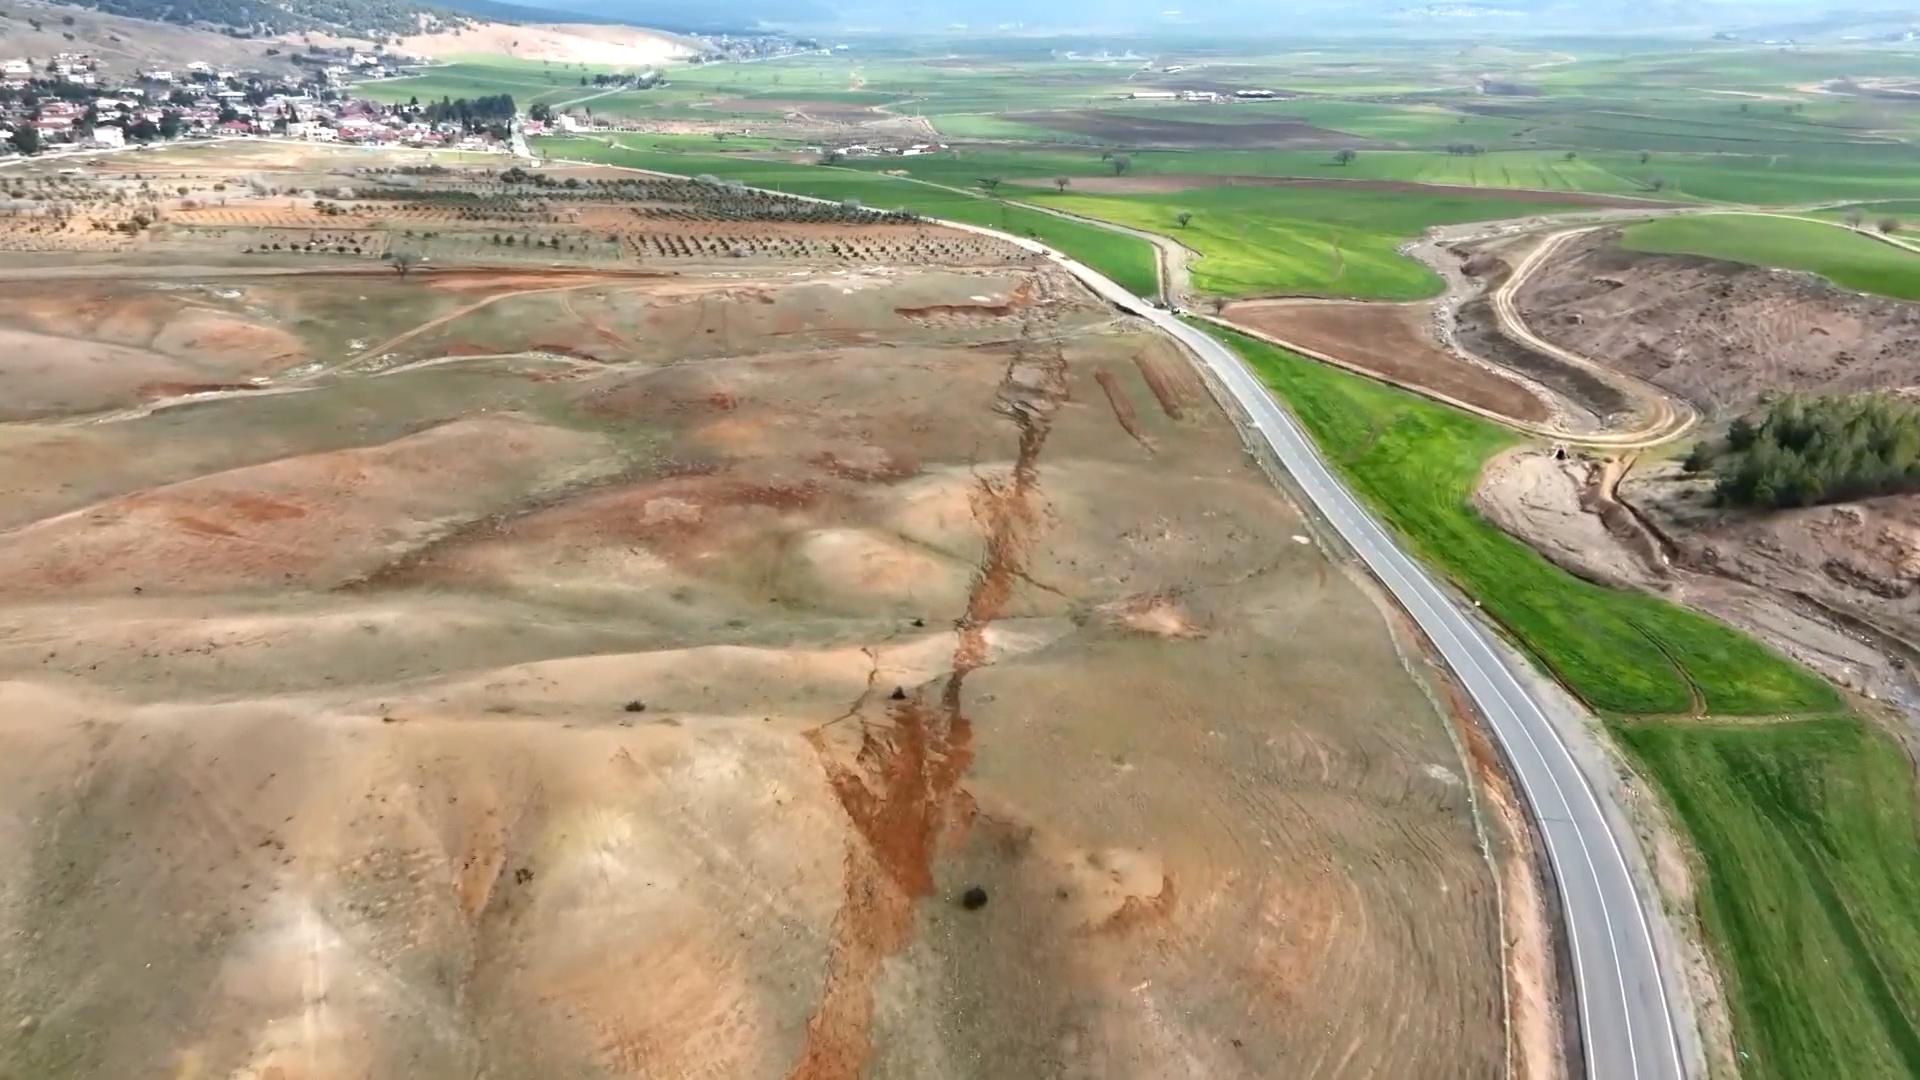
<box><xmin>534</xmin><ymin>136</ymin><xmax>1160</xmax><ymax>296</ymax></box>
<box><xmin>1033</xmin><ymin>184</ymin><xmax>1582</xmax><ymax>300</ymax></box>
<box><xmin>1209</xmin><ymin>325</ymin><xmax>1838</xmax><ymax>715</ymax></box>
<box><xmin>1616</xmin><ymin>716</ymin><xmax>1920</xmax><ymax>1080</ymax></box>
<box><xmin>1209</xmin><ymin>320</ymin><xmax>1895</xmax><ymax>1079</ymax></box>
<box><xmin>1623</xmin><ymin>214</ymin><xmax>1920</xmax><ymax>300</ymax></box>
<box><xmin>465</xmin><ymin>39</ymin><xmax>1920</xmax><ymax>1080</ymax></box>
<box><xmin>358</xmin><ymin>59</ymin><xmax>642</xmax><ymax>109</ymax></box>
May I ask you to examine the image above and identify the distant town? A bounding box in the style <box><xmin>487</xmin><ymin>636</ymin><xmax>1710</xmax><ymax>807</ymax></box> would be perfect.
<box><xmin>1</xmin><ymin>34</ymin><xmax>830</xmax><ymax>159</ymax></box>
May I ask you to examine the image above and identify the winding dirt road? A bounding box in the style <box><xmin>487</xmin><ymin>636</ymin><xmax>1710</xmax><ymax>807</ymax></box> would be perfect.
<box><xmin>1486</xmin><ymin>227</ymin><xmax>1699</xmax><ymax>448</ymax></box>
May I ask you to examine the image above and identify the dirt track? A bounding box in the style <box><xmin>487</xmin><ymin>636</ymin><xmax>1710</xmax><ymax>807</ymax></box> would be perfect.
<box><xmin>1512</xmin><ymin>228</ymin><xmax>1920</xmax><ymax>416</ymax></box>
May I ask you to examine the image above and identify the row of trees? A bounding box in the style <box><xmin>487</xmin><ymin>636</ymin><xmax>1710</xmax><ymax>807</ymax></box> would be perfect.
<box><xmin>412</xmin><ymin>94</ymin><xmax>516</xmax><ymax>133</ymax></box>
<box><xmin>1687</xmin><ymin>393</ymin><xmax>1920</xmax><ymax>509</ymax></box>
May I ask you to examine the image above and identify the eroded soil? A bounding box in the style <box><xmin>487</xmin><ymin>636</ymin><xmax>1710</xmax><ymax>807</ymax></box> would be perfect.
<box><xmin>1513</xmin><ymin>229</ymin><xmax>1920</xmax><ymax>416</ymax></box>
<box><xmin>0</xmin><ymin>254</ymin><xmax>1506</xmax><ymax>1078</ymax></box>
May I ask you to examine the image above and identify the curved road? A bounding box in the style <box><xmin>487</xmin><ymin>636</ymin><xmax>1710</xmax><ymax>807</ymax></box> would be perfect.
<box><xmin>1111</xmin><ymin>278</ymin><xmax>1688</xmax><ymax>1080</ymax></box>
<box><xmin>547</xmin><ymin>153</ymin><xmax>1690</xmax><ymax>1079</ymax></box>
<box><xmin>1490</xmin><ymin>228</ymin><xmax>1698</xmax><ymax>447</ymax></box>
<box><xmin>961</xmin><ymin>225</ymin><xmax>1689</xmax><ymax>1080</ymax></box>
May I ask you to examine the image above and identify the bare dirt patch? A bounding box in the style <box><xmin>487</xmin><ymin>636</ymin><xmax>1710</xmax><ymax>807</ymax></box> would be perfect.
<box><xmin>1514</xmin><ymin>229</ymin><xmax>1920</xmax><ymax>416</ymax></box>
<box><xmin>0</xmin><ymin>280</ymin><xmax>313</xmax><ymax>418</ymax></box>
<box><xmin>1224</xmin><ymin>299</ymin><xmax>1551</xmax><ymax>422</ymax></box>
<box><xmin>1476</xmin><ymin>447</ymin><xmax>1920</xmax><ymax>709</ymax></box>
<box><xmin>1453</xmin><ymin>258</ymin><xmax>1636</xmax><ymax>423</ymax></box>
<box><xmin>1626</xmin><ymin>464</ymin><xmax>1920</xmax><ymax>656</ymax></box>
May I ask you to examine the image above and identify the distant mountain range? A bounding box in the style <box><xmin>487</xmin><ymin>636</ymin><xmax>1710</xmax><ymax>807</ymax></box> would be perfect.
<box><xmin>507</xmin><ymin>0</ymin><xmax>1917</xmax><ymax>37</ymax></box>
<box><xmin>22</xmin><ymin>0</ymin><xmax>1916</xmax><ymax>46</ymax></box>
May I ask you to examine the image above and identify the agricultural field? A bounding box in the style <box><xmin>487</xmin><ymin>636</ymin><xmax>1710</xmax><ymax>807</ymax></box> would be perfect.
<box><xmin>1621</xmin><ymin>213</ymin><xmax>1920</xmax><ymax>301</ymax></box>
<box><xmin>358</xmin><ymin>57</ymin><xmax>678</xmax><ymax>110</ymax></box>
<box><xmin>1032</xmin><ymin>183</ymin><xmax>1587</xmax><ymax>300</ymax></box>
<box><xmin>1209</xmin><ymin>316</ymin><xmax>1920</xmax><ymax>1080</ymax></box>
<box><xmin>0</xmin><ymin>142</ymin><xmax>1034</xmax><ymax>289</ymax></box>
<box><xmin>536</xmin><ymin>136</ymin><xmax>1161</xmax><ymax>295</ymax></box>
<box><xmin>1209</xmin><ymin>325</ymin><xmax>1838</xmax><ymax>716</ymax></box>
<box><xmin>1615</xmin><ymin>716</ymin><xmax>1920</xmax><ymax>1080</ymax></box>
<box><xmin>0</xmin><ymin>141</ymin><xmax>1513</xmax><ymax>1080</ymax></box>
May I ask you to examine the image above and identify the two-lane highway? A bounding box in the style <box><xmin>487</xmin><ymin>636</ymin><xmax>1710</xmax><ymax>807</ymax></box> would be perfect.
<box><xmin>545</xmin><ymin>155</ymin><xmax>1692</xmax><ymax>1078</ymax></box>
<box><xmin>1071</xmin><ymin>263</ymin><xmax>1689</xmax><ymax>1080</ymax></box>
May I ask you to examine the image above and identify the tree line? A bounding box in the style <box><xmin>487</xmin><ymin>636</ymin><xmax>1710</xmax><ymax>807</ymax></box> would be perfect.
<box><xmin>411</xmin><ymin>94</ymin><xmax>516</xmax><ymax>133</ymax></box>
<box><xmin>1687</xmin><ymin>392</ymin><xmax>1920</xmax><ymax>510</ymax></box>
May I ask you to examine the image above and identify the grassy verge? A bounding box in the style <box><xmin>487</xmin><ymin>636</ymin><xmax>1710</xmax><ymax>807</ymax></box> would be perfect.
<box><xmin>534</xmin><ymin>136</ymin><xmax>1160</xmax><ymax>296</ymax></box>
<box><xmin>1623</xmin><ymin>214</ymin><xmax>1920</xmax><ymax>301</ymax></box>
<box><xmin>1615</xmin><ymin>716</ymin><xmax>1920</xmax><ymax>1080</ymax></box>
<box><xmin>1209</xmin><ymin>325</ymin><xmax>1838</xmax><ymax>715</ymax></box>
<box><xmin>1208</xmin><ymin>324</ymin><xmax>1919</xmax><ymax>1080</ymax></box>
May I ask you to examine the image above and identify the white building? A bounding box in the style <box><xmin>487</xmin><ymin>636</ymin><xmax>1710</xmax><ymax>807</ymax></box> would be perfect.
<box><xmin>556</xmin><ymin>113</ymin><xmax>585</xmax><ymax>132</ymax></box>
<box><xmin>145</xmin><ymin>69</ymin><xmax>174</xmax><ymax>83</ymax></box>
<box><xmin>186</xmin><ymin>60</ymin><xmax>212</xmax><ymax>73</ymax></box>
<box><xmin>1129</xmin><ymin>90</ymin><xmax>1177</xmax><ymax>100</ymax></box>
<box><xmin>91</xmin><ymin>125</ymin><xmax>125</xmax><ymax>148</ymax></box>
<box><xmin>1</xmin><ymin>59</ymin><xmax>31</xmax><ymax>77</ymax></box>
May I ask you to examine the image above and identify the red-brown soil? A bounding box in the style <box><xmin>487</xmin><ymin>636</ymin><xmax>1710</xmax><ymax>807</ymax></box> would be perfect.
<box><xmin>1223</xmin><ymin>298</ymin><xmax>1551</xmax><ymax>422</ymax></box>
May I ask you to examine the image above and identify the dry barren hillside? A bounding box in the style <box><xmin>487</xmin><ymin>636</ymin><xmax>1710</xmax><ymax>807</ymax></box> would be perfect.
<box><xmin>0</xmin><ymin>0</ymin><xmax>293</xmax><ymax>76</ymax></box>
<box><xmin>0</xmin><ymin>143</ymin><xmax>1513</xmax><ymax>1080</ymax></box>
<box><xmin>1514</xmin><ymin>229</ymin><xmax>1920</xmax><ymax>417</ymax></box>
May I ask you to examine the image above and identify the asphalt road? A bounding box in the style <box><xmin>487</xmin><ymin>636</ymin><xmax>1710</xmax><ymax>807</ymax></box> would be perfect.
<box><xmin>1062</xmin><ymin>260</ymin><xmax>1688</xmax><ymax>1080</ymax></box>
<box><xmin>540</xmin><ymin>155</ymin><xmax>1691</xmax><ymax>1078</ymax></box>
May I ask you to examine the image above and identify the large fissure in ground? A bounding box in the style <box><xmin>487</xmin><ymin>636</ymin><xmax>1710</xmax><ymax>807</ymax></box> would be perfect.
<box><xmin>788</xmin><ymin>292</ymin><xmax>1071</xmax><ymax>1080</ymax></box>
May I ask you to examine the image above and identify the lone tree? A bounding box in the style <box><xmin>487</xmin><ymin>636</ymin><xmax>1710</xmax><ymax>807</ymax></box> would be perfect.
<box><xmin>9</xmin><ymin>126</ymin><xmax>39</xmax><ymax>156</ymax></box>
<box><xmin>1053</xmin><ymin>176</ymin><xmax>1071</xmax><ymax>193</ymax></box>
<box><xmin>1563</xmin><ymin>150</ymin><xmax>1578</xmax><ymax>161</ymax></box>
<box><xmin>976</xmin><ymin>176</ymin><xmax>1002</xmax><ymax>195</ymax></box>
<box><xmin>1109</xmin><ymin>154</ymin><xmax>1132</xmax><ymax>176</ymax></box>
<box><xmin>1332</xmin><ymin>148</ymin><xmax>1357</xmax><ymax>166</ymax></box>
<box><xmin>1175</xmin><ymin>210</ymin><xmax>1193</xmax><ymax>228</ymax></box>
<box><xmin>1639</xmin><ymin>150</ymin><xmax>1651</xmax><ymax>164</ymax></box>
<box><xmin>1648</xmin><ymin>177</ymin><xmax>1668</xmax><ymax>192</ymax></box>
<box><xmin>1844</xmin><ymin>209</ymin><xmax>1865</xmax><ymax>229</ymax></box>
<box><xmin>819</xmin><ymin>148</ymin><xmax>844</xmax><ymax>165</ymax></box>
<box><xmin>390</xmin><ymin>252</ymin><xmax>418</xmax><ymax>276</ymax></box>
<box><xmin>1881</xmin><ymin>217</ymin><xmax>1903</xmax><ymax>235</ymax></box>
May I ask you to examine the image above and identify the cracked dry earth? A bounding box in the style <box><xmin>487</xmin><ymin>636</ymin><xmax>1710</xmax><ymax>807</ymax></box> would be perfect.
<box><xmin>0</xmin><ymin>261</ymin><xmax>1501</xmax><ymax>1079</ymax></box>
